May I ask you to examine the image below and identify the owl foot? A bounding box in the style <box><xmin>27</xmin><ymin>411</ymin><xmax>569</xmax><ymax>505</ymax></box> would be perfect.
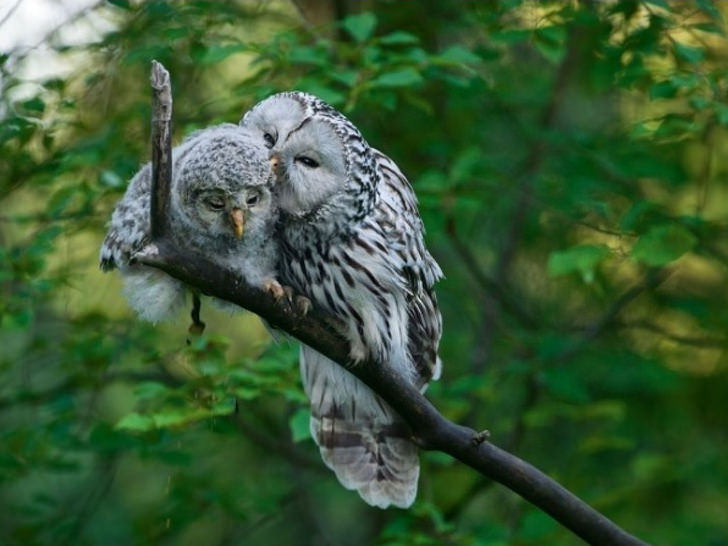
<box><xmin>470</xmin><ymin>429</ymin><xmax>491</xmax><ymax>446</ymax></box>
<box><xmin>264</xmin><ymin>279</ymin><xmax>311</xmax><ymax>317</ymax></box>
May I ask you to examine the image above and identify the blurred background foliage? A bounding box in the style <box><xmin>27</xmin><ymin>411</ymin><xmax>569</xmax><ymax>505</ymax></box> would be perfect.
<box><xmin>1</xmin><ymin>0</ymin><xmax>727</xmax><ymax>544</ymax></box>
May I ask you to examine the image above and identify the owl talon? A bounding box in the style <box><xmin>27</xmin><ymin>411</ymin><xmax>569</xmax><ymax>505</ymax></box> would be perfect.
<box><xmin>283</xmin><ymin>285</ymin><xmax>295</xmax><ymax>303</ymax></box>
<box><xmin>264</xmin><ymin>279</ymin><xmax>286</xmax><ymax>301</ymax></box>
<box><xmin>294</xmin><ymin>295</ymin><xmax>312</xmax><ymax>316</ymax></box>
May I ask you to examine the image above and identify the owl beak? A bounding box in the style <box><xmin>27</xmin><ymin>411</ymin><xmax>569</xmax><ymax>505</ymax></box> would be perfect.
<box><xmin>231</xmin><ymin>207</ymin><xmax>244</xmax><ymax>238</ymax></box>
<box><xmin>269</xmin><ymin>153</ymin><xmax>280</xmax><ymax>177</ymax></box>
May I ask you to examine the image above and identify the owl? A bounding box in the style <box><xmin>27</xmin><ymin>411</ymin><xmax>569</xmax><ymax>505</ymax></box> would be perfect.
<box><xmin>241</xmin><ymin>92</ymin><xmax>443</xmax><ymax>509</ymax></box>
<box><xmin>100</xmin><ymin>123</ymin><xmax>280</xmax><ymax>321</ymax></box>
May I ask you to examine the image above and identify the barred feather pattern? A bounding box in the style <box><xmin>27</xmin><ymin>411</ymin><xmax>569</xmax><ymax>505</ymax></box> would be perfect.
<box><xmin>242</xmin><ymin>93</ymin><xmax>443</xmax><ymax>508</ymax></box>
<box><xmin>99</xmin><ymin>124</ymin><xmax>278</xmax><ymax>321</ymax></box>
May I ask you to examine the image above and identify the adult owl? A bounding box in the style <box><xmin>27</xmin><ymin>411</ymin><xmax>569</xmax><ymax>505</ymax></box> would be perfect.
<box><xmin>100</xmin><ymin>124</ymin><xmax>280</xmax><ymax>320</ymax></box>
<box><xmin>241</xmin><ymin>92</ymin><xmax>443</xmax><ymax>508</ymax></box>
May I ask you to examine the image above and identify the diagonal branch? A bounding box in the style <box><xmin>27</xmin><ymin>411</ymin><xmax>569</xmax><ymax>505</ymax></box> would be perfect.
<box><xmin>135</xmin><ymin>61</ymin><xmax>648</xmax><ymax>546</ymax></box>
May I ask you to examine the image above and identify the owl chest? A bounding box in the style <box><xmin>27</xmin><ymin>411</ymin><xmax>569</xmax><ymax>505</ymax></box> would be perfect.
<box><xmin>283</xmin><ymin>243</ymin><xmax>400</xmax><ymax>325</ymax></box>
<box><xmin>281</xmin><ymin>249</ymin><xmax>358</xmax><ymax>312</ymax></box>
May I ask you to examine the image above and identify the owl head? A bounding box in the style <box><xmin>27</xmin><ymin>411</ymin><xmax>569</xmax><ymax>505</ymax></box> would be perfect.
<box><xmin>240</xmin><ymin>92</ymin><xmax>378</xmax><ymax>220</ymax></box>
<box><xmin>171</xmin><ymin>124</ymin><xmax>275</xmax><ymax>249</ymax></box>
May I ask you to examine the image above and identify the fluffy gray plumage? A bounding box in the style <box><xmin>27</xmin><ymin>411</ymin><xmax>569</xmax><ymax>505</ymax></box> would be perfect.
<box><xmin>241</xmin><ymin>92</ymin><xmax>443</xmax><ymax>509</ymax></box>
<box><xmin>100</xmin><ymin>123</ymin><xmax>278</xmax><ymax>321</ymax></box>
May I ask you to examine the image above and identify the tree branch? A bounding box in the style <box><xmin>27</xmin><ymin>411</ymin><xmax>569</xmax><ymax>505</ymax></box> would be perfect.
<box><xmin>135</xmin><ymin>61</ymin><xmax>648</xmax><ymax>546</ymax></box>
<box><xmin>150</xmin><ymin>60</ymin><xmax>173</xmax><ymax>240</ymax></box>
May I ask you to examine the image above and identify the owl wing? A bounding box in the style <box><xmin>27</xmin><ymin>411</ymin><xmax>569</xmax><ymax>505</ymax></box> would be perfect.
<box><xmin>373</xmin><ymin>148</ymin><xmax>444</xmax><ymax>386</ymax></box>
<box><xmin>99</xmin><ymin>162</ymin><xmax>153</xmax><ymax>270</ymax></box>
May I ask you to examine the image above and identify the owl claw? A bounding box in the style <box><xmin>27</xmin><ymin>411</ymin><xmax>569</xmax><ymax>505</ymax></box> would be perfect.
<box><xmin>264</xmin><ymin>280</ymin><xmax>307</xmax><ymax>317</ymax></box>
<box><xmin>264</xmin><ymin>279</ymin><xmax>286</xmax><ymax>301</ymax></box>
<box><xmin>294</xmin><ymin>295</ymin><xmax>312</xmax><ymax>316</ymax></box>
<box><xmin>283</xmin><ymin>285</ymin><xmax>295</xmax><ymax>302</ymax></box>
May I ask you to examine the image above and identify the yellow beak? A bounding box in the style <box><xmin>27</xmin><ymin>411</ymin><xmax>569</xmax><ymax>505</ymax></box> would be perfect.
<box><xmin>269</xmin><ymin>154</ymin><xmax>280</xmax><ymax>177</ymax></box>
<box><xmin>231</xmin><ymin>207</ymin><xmax>244</xmax><ymax>238</ymax></box>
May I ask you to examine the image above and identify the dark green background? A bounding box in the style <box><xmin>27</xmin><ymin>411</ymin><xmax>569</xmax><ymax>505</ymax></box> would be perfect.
<box><xmin>1</xmin><ymin>1</ymin><xmax>727</xmax><ymax>544</ymax></box>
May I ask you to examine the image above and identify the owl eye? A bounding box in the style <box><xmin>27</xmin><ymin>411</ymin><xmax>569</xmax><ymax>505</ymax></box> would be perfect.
<box><xmin>263</xmin><ymin>132</ymin><xmax>276</xmax><ymax>148</ymax></box>
<box><xmin>246</xmin><ymin>193</ymin><xmax>260</xmax><ymax>207</ymax></box>
<box><xmin>296</xmin><ymin>155</ymin><xmax>319</xmax><ymax>168</ymax></box>
<box><xmin>206</xmin><ymin>196</ymin><xmax>225</xmax><ymax>211</ymax></box>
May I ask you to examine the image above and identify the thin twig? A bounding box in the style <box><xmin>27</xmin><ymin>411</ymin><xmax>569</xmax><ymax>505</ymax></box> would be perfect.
<box><xmin>556</xmin><ymin>268</ymin><xmax>671</xmax><ymax>362</ymax></box>
<box><xmin>616</xmin><ymin>319</ymin><xmax>726</xmax><ymax>348</ymax></box>
<box><xmin>445</xmin><ymin>216</ymin><xmax>536</xmax><ymax>329</ymax></box>
<box><xmin>475</xmin><ymin>10</ymin><xmax>595</xmax><ymax>371</ymax></box>
<box><xmin>0</xmin><ymin>0</ymin><xmax>23</xmax><ymax>30</ymax></box>
<box><xmin>230</xmin><ymin>406</ymin><xmax>324</xmax><ymax>472</ymax></box>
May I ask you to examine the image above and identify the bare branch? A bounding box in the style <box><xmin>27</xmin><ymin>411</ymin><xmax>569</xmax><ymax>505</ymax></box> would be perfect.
<box><xmin>0</xmin><ymin>0</ymin><xmax>24</xmax><ymax>31</ymax></box>
<box><xmin>557</xmin><ymin>268</ymin><xmax>672</xmax><ymax>362</ymax></box>
<box><xmin>136</xmin><ymin>61</ymin><xmax>648</xmax><ymax>546</ymax></box>
<box><xmin>150</xmin><ymin>59</ymin><xmax>173</xmax><ymax>240</ymax></box>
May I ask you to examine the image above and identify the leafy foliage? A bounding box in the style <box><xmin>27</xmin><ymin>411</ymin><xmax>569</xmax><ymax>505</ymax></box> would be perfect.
<box><xmin>2</xmin><ymin>1</ymin><xmax>728</xmax><ymax>544</ymax></box>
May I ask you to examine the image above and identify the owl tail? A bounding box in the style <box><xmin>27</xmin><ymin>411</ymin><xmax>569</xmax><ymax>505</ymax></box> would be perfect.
<box><xmin>300</xmin><ymin>346</ymin><xmax>419</xmax><ymax>509</ymax></box>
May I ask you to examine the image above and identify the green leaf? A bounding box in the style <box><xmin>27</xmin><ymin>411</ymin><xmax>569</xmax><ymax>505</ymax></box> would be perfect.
<box><xmin>370</xmin><ymin>68</ymin><xmax>423</xmax><ymax>88</ymax></box>
<box><xmin>450</xmin><ymin>147</ymin><xmax>482</xmax><ymax>182</ymax></box>
<box><xmin>132</xmin><ymin>381</ymin><xmax>169</xmax><ymax>400</ymax></box>
<box><xmin>329</xmin><ymin>69</ymin><xmax>359</xmax><ymax>88</ymax></box>
<box><xmin>197</xmin><ymin>44</ymin><xmax>246</xmax><ymax>65</ymax></box>
<box><xmin>649</xmin><ymin>80</ymin><xmax>677</xmax><ymax>99</ymax></box>
<box><xmin>342</xmin><ymin>12</ymin><xmax>377</xmax><ymax>43</ymax></box>
<box><xmin>378</xmin><ymin>31</ymin><xmax>419</xmax><ymax>46</ymax></box>
<box><xmin>620</xmin><ymin>200</ymin><xmax>657</xmax><ymax>231</ymax></box>
<box><xmin>674</xmin><ymin>43</ymin><xmax>705</xmax><ymax>64</ymax></box>
<box><xmin>689</xmin><ymin>96</ymin><xmax>710</xmax><ymax>111</ymax></box>
<box><xmin>490</xmin><ymin>29</ymin><xmax>531</xmax><ymax>45</ymax></box>
<box><xmin>289</xmin><ymin>408</ymin><xmax>311</xmax><ymax>443</ymax></box>
<box><xmin>150</xmin><ymin>411</ymin><xmax>191</xmax><ymax>428</ymax></box>
<box><xmin>547</xmin><ymin>244</ymin><xmax>610</xmax><ymax>283</ymax></box>
<box><xmin>436</xmin><ymin>45</ymin><xmax>481</xmax><ymax>65</ymax></box>
<box><xmin>632</xmin><ymin>224</ymin><xmax>697</xmax><ymax>266</ymax></box>
<box><xmin>696</xmin><ymin>0</ymin><xmax>723</xmax><ymax>20</ymax></box>
<box><xmin>534</xmin><ymin>25</ymin><xmax>566</xmax><ymax>64</ymax></box>
<box><xmin>542</xmin><ymin>367</ymin><xmax>590</xmax><ymax>403</ymax></box>
<box><xmin>115</xmin><ymin>413</ymin><xmax>155</xmax><ymax>432</ymax></box>
<box><xmin>715</xmin><ymin>104</ymin><xmax>728</xmax><ymax>126</ymax></box>
<box><xmin>107</xmin><ymin>0</ymin><xmax>131</xmax><ymax>8</ymax></box>
<box><xmin>517</xmin><ymin>509</ymin><xmax>559</xmax><ymax>540</ymax></box>
<box><xmin>233</xmin><ymin>386</ymin><xmax>262</xmax><ymax>400</ymax></box>
<box><xmin>22</xmin><ymin>97</ymin><xmax>45</xmax><ymax>114</ymax></box>
<box><xmin>295</xmin><ymin>81</ymin><xmax>346</xmax><ymax>106</ymax></box>
<box><xmin>288</xmin><ymin>45</ymin><xmax>328</xmax><ymax>66</ymax></box>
